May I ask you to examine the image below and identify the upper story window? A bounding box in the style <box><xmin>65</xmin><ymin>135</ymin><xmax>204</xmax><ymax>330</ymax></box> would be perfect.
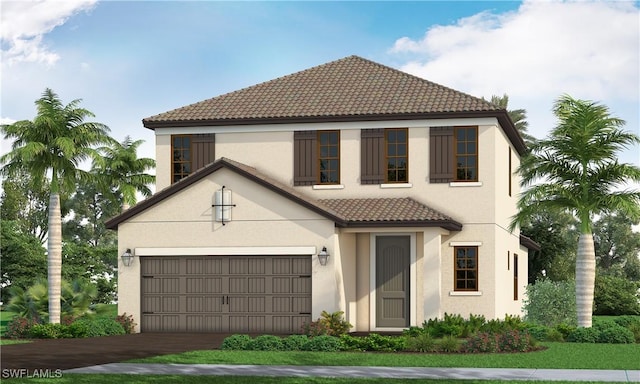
<box><xmin>454</xmin><ymin>126</ymin><xmax>478</xmax><ymax>181</ymax></box>
<box><xmin>454</xmin><ymin>246</ymin><xmax>478</xmax><ymax>291</ymax></box>
<box><xmin>172</xmin><ymin>135</ymin><xmax>191</xmax><ymax>183</ymax></box>
<box><xmin>386</xmin><ymin>128</ymin><xmax>408</xmax><ymax>183</ymax></box>
<box><xmin>171</xmin><ymin>134</ymin><xmax>215</xmax><ymax>184</ymax></box>
<box><xmin>430</xmin><ymin>125</ymin><xmax>479</xmax><ymax>183</ymax></box>
<box><xmin>294</xmin><ymin>130</ymin><xmax>341</xmax><ymax>186</ymax></box>
<box><xmin>318</xmin><ymin>131</ymin><xmax>340</xmax><ymax>184</ymax></box>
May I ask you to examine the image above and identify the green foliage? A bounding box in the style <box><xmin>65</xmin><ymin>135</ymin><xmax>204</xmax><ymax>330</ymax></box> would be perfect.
<box><xmin>0</xmin><ymin>170</ymin><xmax>50</xmax><ymax>244</ymax></box>
<box><xmin>115</xmin><ymin>313</ymin><xmax>137</xmax><ymax>334</ymax></box>
<box><xmin>337</xmin><ymin>334</ymin><xmax>364</xmax><ymax>351</ymax></box>
<box><xmin>221</xmin><ymin>334</ymin><xmax>253</xmax><ymax>350</ymax></box>
<box><xmin>593</xmin><ymin>212</ymin><xmax>640</xmax><ymax>279</ymax></box>
<box><xmin>523</xmin><ymin>279</ymin><xmax>577</xmax><ymax>327</ymax></box>
<box><xmin>438</xmin><ymin>335</ymin><xmax>460</xmax><ymax>353</ymax></box>
<box><xmin>73</xmin><ymin>317</ymin><xmax>125</xmax><ymax>337</ymax></box>
<box><xmin>29</xmin><ymin>323</ymin><xmax>69</xmax><ymax>339</ymax></box>
<box><xmin>594</xmin><ymin>274</ymin><xmax>640</xmax><ymax>315</ymax></box>
<box><xmin>282</xmin><ymin>335</ymin><xmax>309</xmax><ymax>351</ymax></box>
<box><xmin>3</xmin><ymin>317</ymin><xmax>39</xmax><ymax>339</ymax></box>
<box><xmin>302</xmin><ymin>310</ymin><xmax>352</xmax><ymax>337</ymax></box>
<box><xmin>525</xmin><ymin>325</ymin><xmax>550</xmax><ymax>341</ymax></box>
<box><xmin>463</xmin><ymin>330</ymin><xmax>533</xmax><ymax>353</ymax></box>
<box><xmin>598</xmin><ymin>326</ymin><xmax>635</xmax><ymax>344</ymax></box>
<box><xmin>0</xmin><ymin>220</ymin><xmax>47</xmax><ymax>303</ymax></box>
<box><xmin>567</xmin><ymin>327</ymin><xmax>600</xmax><ymax>343</ymax></box>
<box><xmin>554</xmin><ymin>323</ymin><xmax>576</xmax><ymax>340</ymax></box>
<box><xmin>404</xmin><ymin>333</ymin><xmax>437</xmax><ymax>352</ymax></box>
<box><xmin>248</xmin><ymin>335</ymin><xmax>284</xmax><ymax>351</ymax></box>
<box><xmin>301</xmin><ymin>335</ymin><xmax>341</xmax><ymax>352</ymax></box>
<box><xmin>6</xmin><ymin>281</ymin><xmax>48</xmax><ymax>321</ymax></box>
<box><xmin>62</xmin><ymin>243</ymin><xmax>117</xmax><ymax>304</ymax></box>
<box><xmin>359</xmin><ymin>333</ymin><xmax>405</xmax><ymax>352</ymax></box>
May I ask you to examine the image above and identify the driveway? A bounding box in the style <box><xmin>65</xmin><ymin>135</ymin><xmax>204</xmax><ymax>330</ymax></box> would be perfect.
<box><xmin>1</xmin><ymin>333</ymin><xmax>233</xmax><ymax>373</ymax></box>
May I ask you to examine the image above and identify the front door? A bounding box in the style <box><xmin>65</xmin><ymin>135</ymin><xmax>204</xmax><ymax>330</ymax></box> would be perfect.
<box><xmin>376</xmin><ymin>236</ymin><xmax>410</xmax><ymax>328</ymax></box>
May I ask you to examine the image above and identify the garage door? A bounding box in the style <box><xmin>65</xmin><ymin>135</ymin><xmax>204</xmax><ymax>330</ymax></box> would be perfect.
<box><xmin>141</xmin><ymin>256</ymin><xmax>312</xmax><ymax>333</ymax></box>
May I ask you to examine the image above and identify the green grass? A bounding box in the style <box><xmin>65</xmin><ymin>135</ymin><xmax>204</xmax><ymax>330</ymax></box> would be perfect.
<box><xmin>4</xmin><ymin>376</ymin><xmax>615</xmax><ymax>384</ymax></box>
<box><xmin>0</xmin><ymin>339</ymin><xmax>31</xmax><ymax>345</ymax></box>
<box><xmin>130</xmin><ymin>342</ymin><xmax>640</xmax><ymax>370</ymax></box>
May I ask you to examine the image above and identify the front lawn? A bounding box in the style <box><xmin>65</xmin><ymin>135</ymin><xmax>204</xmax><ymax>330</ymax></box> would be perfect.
<box><xmin>131</xmin><ymin>342</ymin><xmax>640</xmax><ymax>370</ymax></box>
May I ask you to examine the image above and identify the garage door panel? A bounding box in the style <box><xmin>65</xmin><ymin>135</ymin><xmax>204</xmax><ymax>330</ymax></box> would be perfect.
<box><xmin>141</xmin><ymin>256</ymin><xmax>311</xmax><ymax>333</ymax></box>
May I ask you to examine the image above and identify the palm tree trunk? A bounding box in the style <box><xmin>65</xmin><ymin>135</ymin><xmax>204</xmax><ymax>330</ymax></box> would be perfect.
<box><xmin>576</xmin><ymin>233</ymin><xmax>596</xmax><ymax>327</ymax></box>
<box><xmin>48</xmin><ymin>192</ymin><xmax>62</xmax><ymax>324</ymax></box>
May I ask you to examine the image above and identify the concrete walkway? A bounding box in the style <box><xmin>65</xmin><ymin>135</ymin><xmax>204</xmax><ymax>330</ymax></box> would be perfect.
<box><xmin>66</xmin><ymin>363</ymin><xmax>640</xmax><ymax>382</ymax></box>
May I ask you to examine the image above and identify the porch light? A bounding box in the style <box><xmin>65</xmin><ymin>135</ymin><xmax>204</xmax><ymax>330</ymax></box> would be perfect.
<box><xmin>121</xmin><ymin>248</ymin><xmax>134</xmax><ymax>267</ymax></box>
<box><xmin>317</xmin><ymin>247</ymin><xmax>330</xmax><ymax>266</ymax></box>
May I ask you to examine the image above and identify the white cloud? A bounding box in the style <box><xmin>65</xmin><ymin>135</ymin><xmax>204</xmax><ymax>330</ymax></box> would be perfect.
<box><xmin>0</xmin><ymin>0</ymin><xmax>97</xmax><ymax>66</ymax></box>
<box><xmin>389</xmin><ymin>0</ymin><xmax>639</xmax><ymax>147</ymax></box>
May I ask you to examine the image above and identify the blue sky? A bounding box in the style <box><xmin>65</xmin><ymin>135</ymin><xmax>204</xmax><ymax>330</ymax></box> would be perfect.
<box><xmin>2</xmin><ymin>0</ymin><xmax>639</xmax><ymax>174</ymax></box>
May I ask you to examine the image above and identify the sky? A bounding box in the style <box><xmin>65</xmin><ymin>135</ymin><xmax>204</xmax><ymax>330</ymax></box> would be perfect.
<box><xmin>1</xmin><ymin>0</ymin><xmax>639</xmax><ymax>182</ymax></box>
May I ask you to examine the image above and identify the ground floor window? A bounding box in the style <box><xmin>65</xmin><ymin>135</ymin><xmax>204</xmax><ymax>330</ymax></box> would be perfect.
<box><xmin>454</xmin><ymin>246</ymin><xmax>478</xmax><ymax>291</ymax></box>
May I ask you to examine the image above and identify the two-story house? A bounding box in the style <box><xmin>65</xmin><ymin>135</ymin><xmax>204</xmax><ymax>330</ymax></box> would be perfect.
<box><xmin>106</xmin><ymin>55</ymin><xmax>538</xmax><ymax>333</ymax></box>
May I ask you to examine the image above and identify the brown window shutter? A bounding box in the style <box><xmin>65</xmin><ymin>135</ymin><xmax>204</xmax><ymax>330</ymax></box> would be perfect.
<box><xmin>361</xmin><ymin>129</ymin><xmax>385</xmax><ymax>184</ymax></box>
<box><xmin>430</xmin><ymin>127</ymin><xmax>454</xmax><ymax>183</ymax></box>
<box><xmin>294</xmin><ymin>131</ymin><xmax>317</xmax><ymax>186</ymax></box>
<box><xmin>192</xmin><ymin>134</ymin><xmax>216</xmax><ymax>171</ymax></box>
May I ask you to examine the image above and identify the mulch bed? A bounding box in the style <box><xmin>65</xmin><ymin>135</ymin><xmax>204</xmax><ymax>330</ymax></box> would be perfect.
<box><xmin>1</xmin><ymin>333</ymin><xmax>233</xmax><ymax>374</ymax></box>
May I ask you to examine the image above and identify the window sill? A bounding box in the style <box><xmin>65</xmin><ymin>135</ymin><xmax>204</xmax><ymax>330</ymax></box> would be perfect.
<box><xmin>380</xmin><ymin>183</ymin><xmax>413</xmax><ymax>189</ymax></box>
<box><xmin>449</xmin><ymin>291</ymin><xmax>482</xmax><ymax>296</ymax></box>
<box><xmin>312</xmin><ymin>184</ymin><xmax>345</xmax><ymax>190</ymax></box>
<box><xmin>449</xmin><ymin>181</ymin><xmax>483</xmax><ymax>187</ymax></box>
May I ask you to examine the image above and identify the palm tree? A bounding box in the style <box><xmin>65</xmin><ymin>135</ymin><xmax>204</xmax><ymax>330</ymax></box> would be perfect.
<box><xmin>1</xmin><ymin>88</ymin><xmax>112</xmax><ymax>324</ymax></box>
<box><xmin>511</xmin><ymin>94</ymin><xmax>640</xmax><ymax>327</ymax></box>
<box><xmin>93</xmin><ymin>135</ymin><xmax>155</xmax><ymax>211</ymax></box>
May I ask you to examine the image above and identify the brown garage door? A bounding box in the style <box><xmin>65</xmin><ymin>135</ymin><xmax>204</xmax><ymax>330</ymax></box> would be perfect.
<box><xmin>141</xmin><ymin>256</ymin><xmax>311</xmax><ymax>333</ymax></box>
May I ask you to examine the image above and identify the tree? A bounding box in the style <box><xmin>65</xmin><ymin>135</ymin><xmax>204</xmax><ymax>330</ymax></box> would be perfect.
<box><xmin>93</xmin><ymin>135</ymin><xmax>155</xmax><ymax>211</ymax></box>
<box><xmin>592</xmin><ymin>212</ymin><xmax>640</xmax><ymax>276</ymax></box>
<box><xmin>487</xmin><ymin>94</ymin><xmax>535</xmax><ymax>146</ymax></box>
<box><xmin>511</xmin><ymin>94</ymin><xmax>640</xmax><ymax>327</ymax></box>
<box><xmin>1</xmin><ymin>170</ymin><xmax>51</xmax><ymax>243</ymax></box>
<box><xmin>0</xmin><ymin>220</ymin><xmax>47</xmax><ymax>303</ymax></box>
<box><xmin>1</xmin><ymin>88</ymin><xmax>112</xmax><ymax>323</ymax></box>
<box><xmin>520</xmin><ymin>209</ymin><xmax>578</xmax><ymax>283</ymax></box>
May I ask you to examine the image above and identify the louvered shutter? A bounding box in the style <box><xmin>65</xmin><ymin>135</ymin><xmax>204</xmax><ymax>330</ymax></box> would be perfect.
<box><xmin>192</xmin><ymin>134</ymin><xmax>216</xmax><ymax>171</ymax></box>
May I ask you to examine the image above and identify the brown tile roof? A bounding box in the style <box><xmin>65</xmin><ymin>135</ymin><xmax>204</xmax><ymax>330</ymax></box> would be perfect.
<box><xmin>106</xmin><ymin>157</ymin><xmax>461</xmax><ymax>231</ymax></box>
<box><xmin>320</xmin><ymin>197</ymin><xmax>459</xmax><ymax>227</ymax></box>
<box><xmin>144</xmin><ymin>55</ymin><xmax>501</xmax><ymax>125</ymax></box>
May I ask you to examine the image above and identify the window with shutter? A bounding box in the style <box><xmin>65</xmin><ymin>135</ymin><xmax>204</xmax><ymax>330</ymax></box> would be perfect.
<box><xmin>318</xmin><ymin>131</ymin><xmax>340</xmax><ymax>184</ymax></box>
<box><xmin>171</xmin><ymin>134</ymin><xmax>215</xmax><ymax>184</ymax></box>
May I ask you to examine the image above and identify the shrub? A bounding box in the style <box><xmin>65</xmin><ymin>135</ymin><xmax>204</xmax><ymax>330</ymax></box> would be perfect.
<box><xmin>627</xmin><ymin>323</ymin><xmax>640</xmax><ymax>343</ymax></box>
<box><xmin>221</xmin><ymin>334</ymin><xmax>253</xmax><ymax>350</ymax></box>
<box><xmin>523</xmin><ymin>279</ymin><xmax>577</xmax><ymax>327</ymax></box>
<box><xmin>115</xmin><ymin>313</ymin><xmax>137</xmax><ymax>334</ymax></box>
<box><xmin>598</xmin><ymin>325</ymin><xmax>634</xmax><ymax>344</ymax></box>
<box><xmin>613</xmin><ymin>315</ymin><xmax>640</xmax><ymax>329</ymax></box>
<box><xmin>360</xmin><ymin>333</ymin><xmax>405</xmax><ymax>352</ymax></box>
<box><xmin>568</xmin><ymin>327</ymin><xmax>600</xmax><ymax>343</ymax></box>
<box><xmin>463</xmin><ymin>332</ymin><xmax>497</xmax><ymax>353</ymax></box>
<box><xmin>546</xmin><ymin>328</ymin><xmax>564</xmax><ymax>342</ymax></box>
<box><xmin>301</xmin><ymin>320</ymin><xmax>329</xmax><ymax>336</ymax></box>
<box><xmin>438</xmin><ymin>335</ymin><xmax>460</xmax><ymax>353</ymax></box>
<box><xmin>282</xmin><ymin>335</ymin><xmax>309</xmax><ymax>351</ymax></box>
<box><xmin>338</xmin><ymin>334</ymin><xmax>365</xmax><ymax>351</ymax></box>
<box><xmin>594</xmin><ymin>275</ymin><xmax>640</xmax><ymax>315</ymax></box>
<box><xmin>74</xmin><ymin>317</ymin><xmax>125</xmax><ymax>337</ymax></box>
<box><xmin>318</xmin><ymin>311</ymin><xmax>352</xmax><ymax>336</ymax></box>
<box><xmin>67</xmin><ymin>321</ymin><xmax>90</xmax><ymax>338</ymax></box>
<box><xmin>249</xmin><ymin>335</ymin><xmax>285</xmax><ymax>351</ymax></box>
<box><xmin>405</xmin><ymin>333</ymin><xmax>437</xmax><ymax>352</ymax></box>
<box><xmin>302</xmin><ymin>335</ymin><xmax>341</xmax><ymax>352</ymax></box>
<box><xmin>497</xmin><ymin>329</ymin><xmax>531</xmax><ymax>352</ymax></box>
<box><xmin>4</xmin><ymin>317</ymin><xmax>39</xmax><ymax>339</ymax></box>
<box><xmin>29</xmin><ymin>323</ymin><xmax>67</xmax><ymax>339</ymax></box>
<box><xmin>554</xmin><ymin>323</ymin><xmax>576</xmax><ymax>340</ymax></box>
<box><xmin>526</xmin><ymin>325</ymin><xmax>550</xmax><ymax>341</ymax></box>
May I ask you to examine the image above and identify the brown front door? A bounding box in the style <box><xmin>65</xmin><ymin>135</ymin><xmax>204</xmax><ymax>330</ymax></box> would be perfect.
<box><xmin>141</xmin><ymin>256</ymin><xmax>311</xmax><ymax>333</ymax></box>
<box><xmin>376</xmin><ymin>236</ymin><xmax>410</xmax><ymax>328</ymax></box>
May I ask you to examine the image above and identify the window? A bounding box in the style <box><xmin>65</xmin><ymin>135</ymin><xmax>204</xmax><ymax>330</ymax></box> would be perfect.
<box><xmin>454</xmin><ymin>126</ymin><xmax>478</xmax><ymax>181</ymax></box>
<box><xmin>454</xmin><ymin>246</ymin><xmax>478</xmax><ymax>291</ymax></box>
<box><xmin>171</xmin><ymin>134</ymin><xmax>215</xmax><ymax>184</ymax></box>
<box><xmin>172</xmin><ymin>135</ymin><xmax>191</xmax><ymax>183</ymax></box>
<box><xmin>318</xmin><ymin>131</ymin><xmax>340</xmax><ymax>184</ymax></box>
<box><xmin>385</xmin><ymin>128</ymin><xmax>408</xmax><ymax>183</ymax></box>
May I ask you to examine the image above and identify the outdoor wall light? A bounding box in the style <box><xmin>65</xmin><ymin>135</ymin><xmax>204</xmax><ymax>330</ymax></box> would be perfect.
<box><xmin>121</xmin><ymin>248</ymin><xmax>134</xmax><ymax>267</ymax></box>
<box><xmin>317</xmin><ymin>247</ymin><xmax>330</xmax><ymax>266</ymax></box>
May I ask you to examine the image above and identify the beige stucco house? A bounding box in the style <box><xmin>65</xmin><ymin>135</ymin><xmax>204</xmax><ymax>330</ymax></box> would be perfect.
<box><xmin>106</xmin><ymin>55</ymin><xmax>538</xmax><ymax>333</ymax></box>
